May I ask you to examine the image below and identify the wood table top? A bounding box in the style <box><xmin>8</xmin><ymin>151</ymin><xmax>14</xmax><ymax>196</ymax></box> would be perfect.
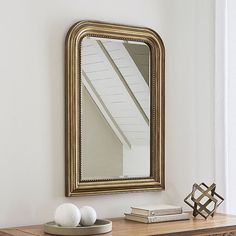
<box><xmin>1</xmin><ymin>213</ymin><xmax>236</xmax><ymax>236</ymax></box>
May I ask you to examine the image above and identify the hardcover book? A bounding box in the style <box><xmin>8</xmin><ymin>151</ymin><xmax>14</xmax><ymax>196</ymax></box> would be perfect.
<box><xmin>124</xmin><ymin>212</ymin><xmax>190</xmax><ymax>224</ymax></box>
<box><xmin>131</xmin><ymin>204</ymin><xmax>182</xmax><ymax>217</ymax></box>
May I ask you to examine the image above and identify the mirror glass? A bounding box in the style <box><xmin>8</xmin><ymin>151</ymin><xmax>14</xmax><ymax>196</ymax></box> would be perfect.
<box><xmin>80</xmin><ymin>36</ymin><xmax>150</xmax><ymax>180</ymax></box>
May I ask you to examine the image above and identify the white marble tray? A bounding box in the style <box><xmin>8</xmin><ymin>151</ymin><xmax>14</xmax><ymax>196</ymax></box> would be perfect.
<box><xmin>44</xmin><ymin>219</ymin><xmax>112</xmax><ymax>235</ymax></box>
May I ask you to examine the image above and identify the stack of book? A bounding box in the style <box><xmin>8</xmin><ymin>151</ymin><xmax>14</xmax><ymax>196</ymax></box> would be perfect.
<box><xmin>124</xmin><ymin>204</ymin><xmax>190</xmax><ymax>224</ymax></box>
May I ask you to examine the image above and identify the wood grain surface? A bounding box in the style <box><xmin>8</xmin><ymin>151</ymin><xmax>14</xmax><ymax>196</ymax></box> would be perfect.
<box><xmin>1</xmin><ymin>214</ymin><xmax>236</xmax><ymax>236</ymax></box>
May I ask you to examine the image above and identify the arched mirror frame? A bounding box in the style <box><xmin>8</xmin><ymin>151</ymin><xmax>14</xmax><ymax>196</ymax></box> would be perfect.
<box><xmin>65</xmin><ymin>21</ymin><xmax>165</xmax><ymax>196</ymax></box>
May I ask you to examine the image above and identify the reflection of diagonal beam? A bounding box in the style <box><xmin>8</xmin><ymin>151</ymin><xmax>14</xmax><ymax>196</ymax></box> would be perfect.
<box><xmin>96</xmin><ymin>40</ymin><xmax>149</xmax><ymax>125</ymax></box>
<box><xmin>82</xmin><ymin>70</ymin><xmax>131</xmax><ymax>149</ymax></box>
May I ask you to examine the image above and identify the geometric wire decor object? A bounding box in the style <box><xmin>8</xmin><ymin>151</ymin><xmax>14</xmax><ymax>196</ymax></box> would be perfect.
<box><xmin>184</xmin><ymin>183</ymin><xmax>224</xmax><ymax>219</ymax></box>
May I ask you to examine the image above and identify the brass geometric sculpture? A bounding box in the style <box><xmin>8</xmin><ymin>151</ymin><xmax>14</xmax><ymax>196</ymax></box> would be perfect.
<box><xmin>184</xmin><ymin>183</ymin><xmax>224</xmax><ymax>219</ymax></box>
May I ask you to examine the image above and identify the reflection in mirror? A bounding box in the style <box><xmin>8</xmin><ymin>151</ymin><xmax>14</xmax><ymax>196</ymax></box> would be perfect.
<box><xmin>80</xmin><ymin>36</ymin><xmax>150</xmax><ymax>180</ymax></box>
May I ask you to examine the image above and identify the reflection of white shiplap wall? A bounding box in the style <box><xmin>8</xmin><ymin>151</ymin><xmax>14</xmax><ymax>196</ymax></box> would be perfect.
<box><xmin>81</xmin><ymin>38</ymin><xmax>150</xmax><ymax>146</ymax></box>
<box><xmin>102</xmin><ymin>40</ymin><xmax>150</xmax><ymax>119</ymax></box>
<box><xmin>124</xmin><ymin>43</ymin><xmax>150</xmax><ymax>85</ymax></box>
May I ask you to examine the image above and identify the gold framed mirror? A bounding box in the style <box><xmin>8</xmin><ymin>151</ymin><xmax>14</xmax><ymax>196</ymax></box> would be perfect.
<box><xmin>65</xmin><ymin>21</ymin><xmax>165</xmax><ymax>196</ymax></box>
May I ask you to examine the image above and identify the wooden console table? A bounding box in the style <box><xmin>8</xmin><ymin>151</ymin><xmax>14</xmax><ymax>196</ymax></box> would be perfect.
<box><xmin>1</xmin><ymin>214</ymin><xmax>236</xmax><ymax>236</ymax></box>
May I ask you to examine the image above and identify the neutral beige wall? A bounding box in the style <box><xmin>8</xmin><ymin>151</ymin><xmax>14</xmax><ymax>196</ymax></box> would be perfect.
<box><xmin>81</xmin><ymin>87</ymin><xmax>123</xmax><ymax>179</ymax></box>
<box><xmin>0</xmin><ymin>0</ymin><xmax>215</xmax><ymax>227</ymax></box>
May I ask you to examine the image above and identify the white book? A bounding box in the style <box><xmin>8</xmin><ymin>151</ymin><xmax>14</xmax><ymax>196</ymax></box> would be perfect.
<box><xmin>131</xmin><ymin>204</ymin><xmax>182</xmax><ymax>216</ymax></box>
<box><xmin>124</xmin><ymin>212</ymin><xmax>190</xmax><ymax>224</ymax></box>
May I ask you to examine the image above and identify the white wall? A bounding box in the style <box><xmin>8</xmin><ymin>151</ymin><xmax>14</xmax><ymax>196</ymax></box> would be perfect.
<box><xmin>224</xmin><ymin>0</ymin><xmax>236</xmax><ymax>214</ymax></box>
<box><xmin>163</xmin><ymin>0</ymin><xmax>215</xmax><ymax>206</ymax></box>
<box><xmin>0</xmin><ymin>0</ymin><xmax>215</xmax><ymax>227</ymax></box>
<box><xmin>215</xmin><ymin>0</ymin><xmax>236</xmax><ymax>214</ymax></box>
<box><xmin>214</xmin><ymin>0</ymin><xmax>227</xmax><ymax>212</ymax></box>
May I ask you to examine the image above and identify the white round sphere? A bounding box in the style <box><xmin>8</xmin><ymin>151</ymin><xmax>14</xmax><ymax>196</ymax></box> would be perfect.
<box><xmin>54</xmin><ymin>203</ymin><xmax>81</xmax><ymax>227</ymax></box>
<box><xmin>80</xmin><ymin>206</ymin><xmax>97</xmax><ymax>226</ymax></box>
